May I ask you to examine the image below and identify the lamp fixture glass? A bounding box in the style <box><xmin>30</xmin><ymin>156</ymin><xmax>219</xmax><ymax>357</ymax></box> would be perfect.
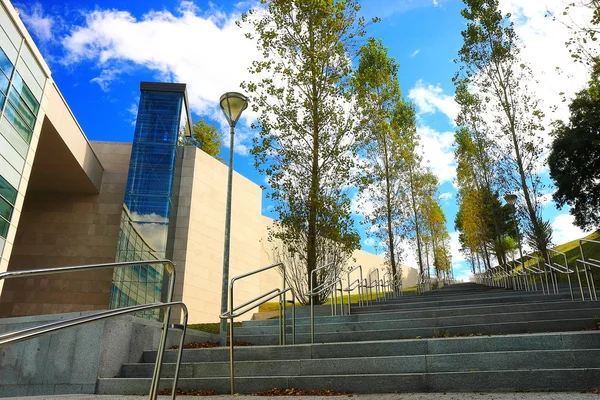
<box><xmin>219</xmin><ymin>92</ymin><xmax>248</xmax><ymax>128</ymax></box>
<box><xmin>504</xmin><ymin>193</ymin><xmax>517</xmax><ymax>205</ymax></box>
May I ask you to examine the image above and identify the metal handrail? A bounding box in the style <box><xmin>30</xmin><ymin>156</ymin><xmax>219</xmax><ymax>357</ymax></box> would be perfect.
<box><xmin>576</xmin><ymin>259</ymin><xmax>599</xmax><ymax>301</ymax></box>
<box><xmin>367</xmin><ymin>268</ymin><xmax>381</xmax><ymax>300</ymax></box>
<box><xmin>545</xmin><ymin>248</ymin><xmax>579</xmax><ymax>300</ymax></box>
<box><xmin>307</xmin><ymin>277</ymin><xmax>344</xmax><ymax>343</ymax></box>
<box><xmin>579</xmin><ymin>239</ymin><xmax>600</xmax><ymax>301</ymax></box>
<box><xmin>382</xmin><ymin>271</ymin><xmax>392</xmax><ymax>300</ymax></box>
<box><xmin>346</xmin><ymin>265</ymin><xmax>364</xmax><ymax>312</ymax></box>
<box><xmin>521</xmin><ymin>254</ymin><xmax>545</xmax><ymax>293</ymax></box>
<box><xmin>220</xmin><ymin>286</ymin><xmax>295</xmax><ymax>395</ymax></box>
<box><xmin>392</xmin><ymin>269</ymin><xmax>403</xmax><ymax>297</ymax></box>
<box><xmin>0</xmin><ymin>259</ymin><xmax>176</xmax><ymax>400</ymax></box>
<box><xmin>0</xmin><ymin>302</ymin><xmax>187</xmax><ymax>399</ymax></box>
<box><xmin>228</xmin><ymin>262</ymin><xmax>288</xmax><ymax>344</ymax></box>
<box><xmin>308</xmin><ymin>262</ymin><xmax>336</xmax><ymax>343</ymax></box>
<box><xmin>220</xmin><ymin>262</ymin><xmax>295</xmax><ymax>395</ymax></box>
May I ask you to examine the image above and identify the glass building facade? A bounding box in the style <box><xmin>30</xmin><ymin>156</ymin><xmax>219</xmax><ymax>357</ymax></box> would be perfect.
<box><xmin>0</xmin><ymin>2</ymin><xmax>47</xmax><ymax>260</ymax></box>
<box><xmin>109</xmin><ymin>82</ymin><xmax>191</xmax><ymax>314</ymax></box>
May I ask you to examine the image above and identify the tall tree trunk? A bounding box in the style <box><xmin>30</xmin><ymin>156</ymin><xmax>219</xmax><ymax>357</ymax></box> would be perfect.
<box><xmin>408</xmin><ymin>163</ymin><xmax>424</xmax><ymax>276</ymax></box>
<box><xmin>307</xmin><ymin>17</ymin><xmax>319</xmax><ymax>301</ymax></box>
<box><xmin>383</xmin><ymin>136</ymin><xmax>397</xmax><ymax>283</ymax></box>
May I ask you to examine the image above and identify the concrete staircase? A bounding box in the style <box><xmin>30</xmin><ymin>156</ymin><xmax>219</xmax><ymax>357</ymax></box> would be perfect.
<box><xmin>97</xmin><ymin>283</ymin><xmax>600</xmax><ymax>394</ymax></box>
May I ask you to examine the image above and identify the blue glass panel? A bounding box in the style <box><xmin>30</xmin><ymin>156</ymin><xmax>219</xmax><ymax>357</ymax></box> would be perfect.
<box><xmin>4</xmin><ymin>100</ymin><xmax>32</xmax><ymax>143</ymax></box>
<box><xmin>0</xmin><ymin>47</ymin><xmax>13</xmax><ymax>78</ymax></box>
<box><xmin>0</xmin><ymin>174</ymin><xmax>16</xmax><ymax>204</ymax></box>
<box><xmin>0</xmin><ymin>69</ymin><xmax>8</xmax><ymax>95</ymax></box>
<box><xmin>0</xmin><ymin>216</ymin><xmax>8</xmax><ymax>238</ymax></box>
<box><xmin>110</xmin><ymin>87</ymin><xmax>184</xmax><ymax>315</ymax></box>
<box><xmin>0</xmin><ymin>196</ymin><xmax>12</xmax><ymax>220</ymax></box>
<box><xmin>8</xmin><ymin>88</ymin><xmax>35</xmax><ymax>128</ymax></box>
<box><xmin>12</xmin><ymin>72</ymin><xmax>39</xmax><ymax>115</ymax></box>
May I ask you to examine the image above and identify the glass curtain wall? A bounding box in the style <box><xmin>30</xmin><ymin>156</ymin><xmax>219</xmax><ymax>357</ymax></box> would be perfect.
<box><xmin>0</xmin><ymin>8</ymin><xmax>46</xmax><ymax>259</ymax></box>
<box><xmin>109</xmin><ymin>84</ymin><xmax>185</xmax><ymax>315</ymax></box>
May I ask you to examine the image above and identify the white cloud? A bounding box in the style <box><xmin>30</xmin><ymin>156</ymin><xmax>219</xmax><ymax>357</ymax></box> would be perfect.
<box><xmin>551</xmin><ymin>213</ymin><xmax>593</xmax><ymax>246</ymax></box>
<box><xmin>439</xmin><ymin>192</ymin><xmax>452</xmax><ymax>201</ymax></box>
<box><xmin>449</xmin><ymin>231</ymin><xmax>465</xmax><ymax>263</ymax></box>
<box><xmin>408</xmin><ymin>80</ymin><xmax>459</xmax><ymax>125</ymax></box>
<box><xmin>410</xmin><ymin>49</ymin><xmax>420</xmax><ymax>58</ymax></box>
<box><xmin>363</xmin><ymin>237</ymin><xmax>376</xmax><ymax>247</ymax></box>
<box><xmin>60</xmin><ymin>2</ymin><xmax>261</xmax><ymax>154</ymax></box>
<box><xmin>498</xmin><ymin>0</ymin><xmax>594</xmax><ymax>133</ymax></box>
<box><xmin>18</xmin><ymin>3</ymin><xmax>55</xmax><ymax>42</ymax></box>
<box><xmin>537</xmin><ymin>190</ymin><xmax>556</xmax><ymax>207</ymax></box>
<box><xmin>417</xmin><ymin>125</ymin><xmax>456</xmax><ymax>185</ymax></box>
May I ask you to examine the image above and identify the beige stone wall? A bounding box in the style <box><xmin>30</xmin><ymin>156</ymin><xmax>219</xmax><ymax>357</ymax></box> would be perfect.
<box><xmin>173</xmin><ymin>147</ymin><xmax>265</xmax><ymax>323</ymax></box>
<box><xmin>256</xmin><ymin>216</ymin><xmax>419</xmax><ymax>302</ymax></box>
<box><xmin>0</xmin><ymin>141</ymin><xmax>130</xmax><ymax>317</ymax></box>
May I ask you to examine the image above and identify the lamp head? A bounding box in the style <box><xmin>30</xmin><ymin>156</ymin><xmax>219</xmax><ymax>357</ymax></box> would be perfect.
<box><xmin>219</xmin><ymin>92</ymin><xmax>248</xmax><ymax>128</ymax></box>
<box><xmin>504</xmin><ymin>193</ymin><xmax>517</xmax><ymax>206</ymax></box>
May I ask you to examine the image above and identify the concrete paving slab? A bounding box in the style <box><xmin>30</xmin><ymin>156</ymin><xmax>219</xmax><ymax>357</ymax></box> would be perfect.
<box><xmin>3</xmin><ymin>392</ymin><xmax>600</xmax><ymax>400</ymax></box>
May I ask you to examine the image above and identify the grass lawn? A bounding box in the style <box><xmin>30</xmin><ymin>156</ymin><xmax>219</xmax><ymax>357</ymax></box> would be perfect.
<box><xmin>187</xmin><ymin>322</ymin><xmax>241</xmax><ymax>335</ymax></box>
<box><xmin>257</xmin><ymin>285</ymin><xmax>418</xmax><ymax>312</ymax></box>
<box><xmin>513</xmin><ymin>230</ymin><xmax>600</xmax><ymax>288</ymax></box>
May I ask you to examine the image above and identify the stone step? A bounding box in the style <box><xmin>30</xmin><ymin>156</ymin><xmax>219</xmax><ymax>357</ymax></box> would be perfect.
<box><xmin>144</xmin><ymin>331</ymin><xmax>600</xmax><ymax>364</ymax></box>
<box><xmin>350</xmin><ymin>293</ymin><xmax>576</xmax><ymax>313</ymax></box>
<box><xmin>237</xmin><ymin>308</ymin><xmax>600</xmax><ymax>335</ymax></box>
<box><xmin>122</xmin><ymin>348</ymin><xmax>600</xmax><ymax>378</ymax></box>
<box><xmin>98</xmin><ymin>368</ymin><xmax>600</xmax><ymax>394</ymax></box>
<box><xmin>233</xmin><ymin>317</ymin><xmax>598</xmax><ymax>345</ymax></box>
<box><xmin>243</xmin><ymin>299</ymin><xmax>600</xmax><ymax>327</ymax></box>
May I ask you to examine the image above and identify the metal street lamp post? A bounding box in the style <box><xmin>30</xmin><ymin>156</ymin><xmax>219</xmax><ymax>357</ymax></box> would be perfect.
<box><xmin>219</xmin><ymin>92</ymin><xmax>248</xmax><ymax>346</ymax></box>
<box><xmin>504</xmin><ymin>193</ymin><xmax>528</xmax><ymax>291</ymax></box>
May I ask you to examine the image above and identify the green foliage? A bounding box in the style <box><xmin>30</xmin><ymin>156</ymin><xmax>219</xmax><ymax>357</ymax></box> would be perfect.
<box><xmin>456</xmin><ymin>0</ymin><xmax>551</xmax><ymax>264</ymax></box>
<box><xmin>352</xmin><ymin>37</ymin><xmax>411</xmax><ymax>284</ymax></box>
<box><xmin>240</xmin><ymin>0</ymin><xmax>371</xmax><ymax>304</ymax></box>
<box><xmin>188</xmin><ymin>322</ymin><xmax>241</xmax><ymax>335</ymax></box>
<box><xmin>181</xmin><ymin>119</ymin><xmax>222</xmax><ymax>160</ymax></box>
<box><xmin>549</xmin><ymin>87</ymin><xmax>600</xmax><ymax>231</ymax></box>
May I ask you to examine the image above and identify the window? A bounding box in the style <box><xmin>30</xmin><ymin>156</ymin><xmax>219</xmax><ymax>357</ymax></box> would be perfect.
<box><xmin>0</xmin><ymin>46</ymin><xmax>13</xmax><ymax>78</ymax></box>
<box><xmin>4</xmin><ymin>100</ymin><xmax>32</xmax><ymax>143</ymax></box>
<box><xmin>0</xmin><ymin>195</ymin><xmax>12</xmax><ymax>220</ymax></box>
<box><xmin>0</xmin><ymin>174</ymin><xmax>16</xmax><ymax>204</ymax></box>
<box><xmin>8</xmin><ymin>87</ymin><xmax>35</xmax><ymax>128</ymax></box>
<box><xmin>0</xmin><ymin>215</ymin><xmax>8</xmax><ymax>238</ymax></box>
<box><xmin>11</xmin><ymin>72</ymin><xmax>39</xmax><ymax>115</ymax></box>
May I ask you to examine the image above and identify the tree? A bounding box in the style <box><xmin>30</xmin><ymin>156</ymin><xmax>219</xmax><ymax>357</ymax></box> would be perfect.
<box><xmin>180</xmin><ymin>119</ymin><xmax>222</xmax><ymax>160</ymax></box>
<box><xmin>456</xmin><ymin>0</ymin><xmax>552</xmax><ymax>263</ymax></box>
<box><xmin>352</xmin><ymin>38</ymin><xmax>410</xmax><ymax>290</ymax></box>
<box><xmin>560</xmin><ymin>1</ymin><xmax>600</xmax><ymax>71</ymax></box>
<box><xmin>548</xmin><ymin>87</ymin><xmax>600</xmax><ymax>230</ymax></box>
<box><xmin>240</xmin><ymin>0</ymin><xmax>369</xmax><ymax>303</ymax></box>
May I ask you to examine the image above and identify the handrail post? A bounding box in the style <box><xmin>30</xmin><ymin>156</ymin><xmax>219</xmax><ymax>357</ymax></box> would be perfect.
<box><xmin>282</xmin><ymin>267</ymin><xmax>287</xmax><ymax>345</ymax></box>
<box><xmin>579</xmin><ymin>241</ymin><xmax>592</xmax><ymax>300</ymax></box>
<box><xmin>310</xmin><ymin>276</ymin><xmax>314</xmax><ymax>344</ymax></box>
<box><xmin>149</xmin><ymin>262</ymin><xmax>176</xmax><ymax>400</ymax></box>
<box><xmin>229</xmin><ymin>279</ymin><xmax>235</xmax><ymax>395</ymax></box>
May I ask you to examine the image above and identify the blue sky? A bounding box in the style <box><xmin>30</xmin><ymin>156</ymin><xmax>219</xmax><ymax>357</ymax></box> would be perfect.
<box><xmin>18</xmin><ymin>0</ymin><xmax>595</xmax><ymax>281</ymax></box>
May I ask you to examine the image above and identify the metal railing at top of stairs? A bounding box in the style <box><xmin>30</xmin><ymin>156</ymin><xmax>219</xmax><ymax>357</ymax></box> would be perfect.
<box><xmin>546</xmin><ymin>247</ymin><xmax>579</xmax><ymax>301</ymax></box>
<box><xmin>0</xmin><ymin>259</ymin><xmax>181</xmax><ymax>400</ymax></box>
<box><xmin>577</xmin><ymin>239</ymin><xmax>600</xmax><ymax>301</ymax></box>
<box><xmin>307</xmin><ymin>274</ymin><xmax>345</xmax><ymax>344</ymax></box>
<box><xmin>366</xmin><ymin>268</ymin><xmax>382</xmax><ymax>300</ymax></box>
<box><xmin>417</xmin><ymin>271</ymin><xmax>431</xmax><ymax>294</ymax></box>
<box><xmin>522</xmin><ymin>254</ymin><xmax>549</xmax><ymax>294</ymax></box>
<box><xmin>392</xmin><ymin>269</ymin><xmax>404</xmax><ymax>297</ymax></box>
<box><xmin>344</xmin><ymin>265</ymin><xmax>364</xmax><ymax>313</ymax></box>
<box><xmin>219</xmin><ymin>262</ymin><xmax>296</xmax><ymax>395</ymax></box>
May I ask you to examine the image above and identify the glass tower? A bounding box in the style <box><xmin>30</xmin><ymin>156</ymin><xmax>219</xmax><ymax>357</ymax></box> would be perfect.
<box><xmin>0</xmin><ymin>1</ymin><xmax>47</xmax><ymax>260</ymax></box>
<box><xmin>109</xmin><ymin>82</ymin><xmax>191</xmax><ymax>313</ymax></box>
